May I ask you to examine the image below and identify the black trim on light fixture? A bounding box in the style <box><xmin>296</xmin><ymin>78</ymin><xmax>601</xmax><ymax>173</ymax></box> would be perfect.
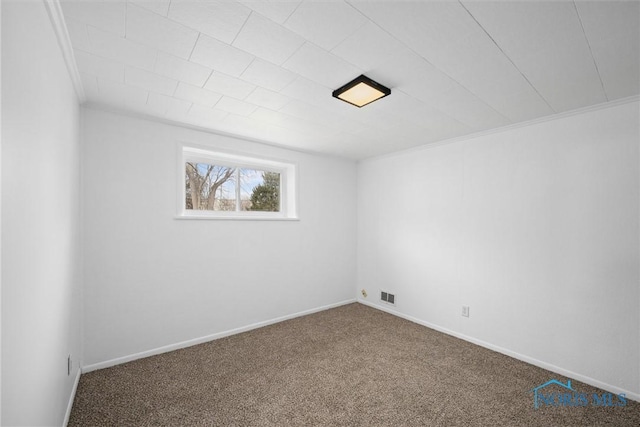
<box><xmin>332</xmin><ymin>74</ymin><xmax>391</xmax><ymax>108</ymax></box>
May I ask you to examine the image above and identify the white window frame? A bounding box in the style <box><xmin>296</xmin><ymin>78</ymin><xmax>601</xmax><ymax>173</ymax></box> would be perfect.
<box><xmin>177</xmin><ymin>144</ymin><xmax>298</xmax><ymax>220</ymax></box>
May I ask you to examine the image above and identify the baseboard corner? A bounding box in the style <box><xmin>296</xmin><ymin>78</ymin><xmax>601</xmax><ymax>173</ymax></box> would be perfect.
<box><xmin>63</xmin><ymin>367</ymin><xmax>81</xmax><ymax>426</ymax></box>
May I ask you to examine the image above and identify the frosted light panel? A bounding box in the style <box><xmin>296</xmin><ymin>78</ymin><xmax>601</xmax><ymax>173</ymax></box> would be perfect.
<box><xmin>337</xmin><ymin>82</ymin><xmax>386</xmax><ymax>107</ymax></box>
<box><xmin>332</xmin><ymin>75</ymin><xmax>390</xmax><ymax>108</ymax></box>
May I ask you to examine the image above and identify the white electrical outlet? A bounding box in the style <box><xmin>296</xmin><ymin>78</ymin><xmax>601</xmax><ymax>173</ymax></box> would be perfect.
<box><xmin>462</xmin><ymin>306</ymin><xmax>470</xmax><ymax>317</ymax></box>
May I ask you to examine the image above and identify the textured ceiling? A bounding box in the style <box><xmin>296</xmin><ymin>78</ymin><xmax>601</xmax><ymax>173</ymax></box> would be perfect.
<box><xmin>60</xmin><ymin>0</ymin><xmax>640</xmax><ymax>159</ymax></box>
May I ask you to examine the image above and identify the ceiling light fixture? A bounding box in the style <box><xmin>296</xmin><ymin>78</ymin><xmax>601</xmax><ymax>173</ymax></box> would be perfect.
<box><xmin>332</xmin><ymin>74</ymin><xmax>391</xmax><ymax>108</ymax></box>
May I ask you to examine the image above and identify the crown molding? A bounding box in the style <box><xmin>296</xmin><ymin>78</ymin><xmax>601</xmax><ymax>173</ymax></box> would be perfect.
<box><xmin>42</xmin><ymin>0</ymin><xmax>86</xmax><ymax>102</ymax></box>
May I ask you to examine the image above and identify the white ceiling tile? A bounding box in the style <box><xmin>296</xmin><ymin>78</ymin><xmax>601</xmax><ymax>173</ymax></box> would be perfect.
<box><xmin>516</xmin><ymin>39</ymin><xmax>597</xmax><ymax>83</ymax></box>
<box><xmin>65</xmin><ymin>18</ymin><xmax>92</xmax><ymax>52</ymax></box>
<box><xmin>189</xmin><ymin>34</ymin><xmax>254</xmax><ymax>77</ymax></box>
<box><xmin>220</xmin><ymin>113</ymin><xmax>309</xmax><ymax>146</ymax></box>
<box><xmin>79</xmin><ymin>72</ymin><xmax>100</xmax><ymax>100</ymax></box>
<box><xmin>346</xmin><ymin>125</ymin><xmax>433</xmax><ymax>157</ymax></box>
<box><xmin>97</xmin><ymin>78</ymin><xmax>149</xmax><ymax>108</ymax></box>
<box><xmin>325</xmin><ymin>133</ymin><xmax>375</xmax><ymax>159</ymax></box>
<box><xmin>447</xmin><ymin>53</ymin><xmax>532</xmax><ymax>98</ymax></box>
<box><xmin>331</xmin><ymin>21</ymin><xmax>407</xmax><ymax>71</ymax></box>
<box><xmin>87</xmin><ymin>26</ymin><xmax>157</xmax><ymax>70</ymax></box>
<box><xmin>279</xmin><ymin>99</ymin><xmax>346</xmax><ymax>128</ymax></box>
<box><xmin>178</xmin><ymin>113</ymin><xmax>206</xmax><ymax>128</ymax></box>
<box><xmin>129</xmin><ymin>0</ymin><xmax>171</xmax><ymax>17</ymax></box>
<box><xmin>576</xmin><ymin>1</ymin><xmax>640</xmax><ymax>101</ymax></box>
<box><xmin>126</xmin><ymin>3</ymin><xmax>199</xmax><ymax>59</ymax></box>
<box><xmin>250</xmin><ymin>107</ymin><xmax>292</xmax><ymax>128</ymax></box>
<box><xmin>376</xmin><ymin>125</ymin><xmax>438</xmax><ymax>150</ymax></box>
<box><xmin>270</xmin><ymin>115</ymin><xmax>334</xmax><ymax>136</ymax></box>
<box><xmin>590</xmin><ymin>31</ymin><xmax>640</xmax><ymax>101</ymax></box>
<box><xmin>422</xmin><ymin>127</ymin><xmax>467</xmax><ymax>146</ymax></box>
<box><xmin>575</xmin><ymin>1</ymin><xmax>639</xmax><ymax>42</ymax></box>
<box><xmin>279</xmin><ymin>76</ymin><xmax>327</xmax><ymax>102</ymax></box>
<box><xmin>282</xmin><ymin>42</ymin><xmax>361</xmax><ymax>88</ymax></box>
<box><xmin>348</xmin><ymin>100</ymin><xmax>416</xmax><ymax>132</ymax></box>
<box><xmin>239</xmin><ymin>0</ymin><xmax>300</xmax><ymax>25</ymax></box>
<box><xmin>539</xmin><ymin>79</ymin><xmax>608</xmax><ymax>113</ymax></box>
<box><xmin>245</xmin><ymin>87</ymin><xmax>291</xmax><ymax>110</ymax></box>
<box><xmin>168</xmin><ymin>0</ymin><xmax>251</xmax><ymax>44</ymax></box>
<box><xmin>452</xmin><ymin>55</ymin><xmax>555</xmax><ymax>117</ymax></box>
<box><xmin>74</xmin><ymin>49</ymin><xmax>125</xmax><ymax>83</ymax></box>
<box><xmin>174</xmin><ymin>82</ymin><xmax>222</xmax><ymax>107</ymax></box>
<box><xmin>219</xmin><ymin>113</ymin><xmax>269</xmax><ymax>137</ymax></box>
<box><xmin>144</xmin><ymin>91</ymin><xmax>171</xmax><ymax>116</ymax></box>
<box><xmin>215</xmin><ymin>96</ymin><xmax>258</xmax><ymax>116</ymax></box>
<box><xmin>240</xmin><ymin>59</ymin><xmax>297</xmax><ymax>92</ymax></box>
<box><xmin>428</xmin><ymin>84</ymin><xmax>510</xmax><ymax>131</ymax></box>
<box><xmin>368</xmin><ymin>50</ymin><xmax>457</xmax><ymax>100</ymax></box>
<box><xmin>378</xmin><ymin>90</ymin><xmax>465</xmax><ymax>130</ymax></box>
<box><xmin>204</xmin><ymin>72</ymin><xmax>256</xmax><ymax>99</ymax></box>
<box><xmin>60</xmin><ymin>0</ymin><xmax>126</xmax><ymax>36</ymax></box>
<box><xmin>154</xmin><ymin>52</ymin><xmax>212</xmax><ymax>87</ymax></box>
<box><xmin>284</xmin><ymin>0</ymin><xmax>367</xmax><ymax>50</ymax></box>
<box><xmin>346</xmin><ymin>125</ymin><xmax>391</xmax><ymax>143</ymax></box>
<box><xmin>279</xmin><ymin>77</ymin><xmax>357</xmax><ymax>117</ymax></box>
<box><xmin>232</xmin><ymin>12</ymin><xmax>305</xmax><ymax>65</ymax></box>
<box><xmin>125</xmin><ymin>66</ymin><xmax>178</xmax><ymax>96</ymax></box>
<box><xmin>188</xmin><ymin>104</ymin><xmax>228</xmax><ymax>124</ymax></box>
<box><xmin>497</xmin><ymin>91</ymin><xmax>555</xmax><ymax>123</ymax></box>
<box><xmin>147</xmin><ymin>92</ymin><xmax>192</xmax><ymax>117</ymax></box>
<box><xmin>165</xmin><ymin>101</ymin><xmax>194</xmax><ymax>122</ymax></box>
<box><xmin>461</xmin><ymin>1</ymin><xmax>584</xmax><ymax>60</ymax></box>
<box><xmin>469</xmin><ymin>78</ymin><xmax>554</xmax><ymax>122</ymax></box>
<box><xmin>514</xmin><ymin>41</ymin><xmax>606</xmax><ymax>112</ymax></box>
<box><xmin>327</xmin><ymin>116</ymin><xmax>373</xmax><ymax>136</ymax></box>
<box><xmin>471</xmin><ymin>80</ymin><xmax>553</xmax><ymax>123</ymax></box>
<box><xmin>352</xmin><ymin>2</ymin><xmax>475</xmax><ymax>59</ymax></box>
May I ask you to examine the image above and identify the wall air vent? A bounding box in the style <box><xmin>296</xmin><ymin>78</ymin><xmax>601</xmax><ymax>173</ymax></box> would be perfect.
<box><xmin>380</xmin><ymin>290</ymin><xmax>395</xmax><ymax>305</ymax></box>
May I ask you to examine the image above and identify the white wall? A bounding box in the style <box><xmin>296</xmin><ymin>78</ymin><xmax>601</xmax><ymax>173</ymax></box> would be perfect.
<box><xmin>358</xmin><ymin>100</ymin><xmax>640</xmax><ymax>398</ymax></box>
<box><xmin>1</xmin><ymin>1</ymin><xmax>82</xmax><ymax>425</ymax></box>
<box><xmin>0</xmin><ymin>0</ymin><xmax>4</xmax><ymax>421</ymax></box>
<box><xmin>81</xmin><ymin>108</ymin><xmax>357</xmax><ymax>368</ymax></box>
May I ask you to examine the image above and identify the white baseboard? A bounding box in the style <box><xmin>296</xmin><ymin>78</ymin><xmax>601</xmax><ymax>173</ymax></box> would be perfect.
<box><xmin>83</xmin><ymin>299</ymin><xmax>356</xmax><ymax>373</ymax></box>
<box><xmin>358</xmin><ymin>299</ymin><xmax>640</xmax><ymax>403</ymax></box>
<box><xmin>63</xmin><ymin>367</ymin><xmax>81</xmax><ymax>427</ymax></box>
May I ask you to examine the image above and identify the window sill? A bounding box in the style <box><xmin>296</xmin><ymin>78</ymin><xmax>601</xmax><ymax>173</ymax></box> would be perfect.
<box><xmin>174</xmin><ymin>215</ymin><xmax>300</xmax><ymax>221</ymax></box>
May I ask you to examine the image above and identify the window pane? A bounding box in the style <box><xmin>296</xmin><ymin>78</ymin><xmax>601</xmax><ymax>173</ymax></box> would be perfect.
<box><xmin>240</xmin><ymin>169</ymin><xmax>280</xmax><ymax>212</ymax></box>
<box><xmin>185</xmin><ymin>162</ymin><xmax>236</xmax><ymax>211</ymax></box>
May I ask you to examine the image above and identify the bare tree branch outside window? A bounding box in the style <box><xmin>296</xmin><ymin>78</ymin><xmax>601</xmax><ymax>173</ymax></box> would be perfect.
<box><xmin>185</xmin><ymin>163</ymin><xmax>236</xmax><ymax>211</ymax></box>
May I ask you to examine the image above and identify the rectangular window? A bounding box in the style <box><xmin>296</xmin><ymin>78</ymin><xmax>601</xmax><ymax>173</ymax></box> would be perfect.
<box><xmin>179</xmin><ymin>145</ymin><xmax>297</xmax><ymax>219</ymax></box>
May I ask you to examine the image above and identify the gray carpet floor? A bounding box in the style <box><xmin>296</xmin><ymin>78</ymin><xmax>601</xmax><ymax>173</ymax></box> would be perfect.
<box><xmin>70</xmin><ymin>303</ymin><xmax>640</xmax><ymax>426</ymax></box>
